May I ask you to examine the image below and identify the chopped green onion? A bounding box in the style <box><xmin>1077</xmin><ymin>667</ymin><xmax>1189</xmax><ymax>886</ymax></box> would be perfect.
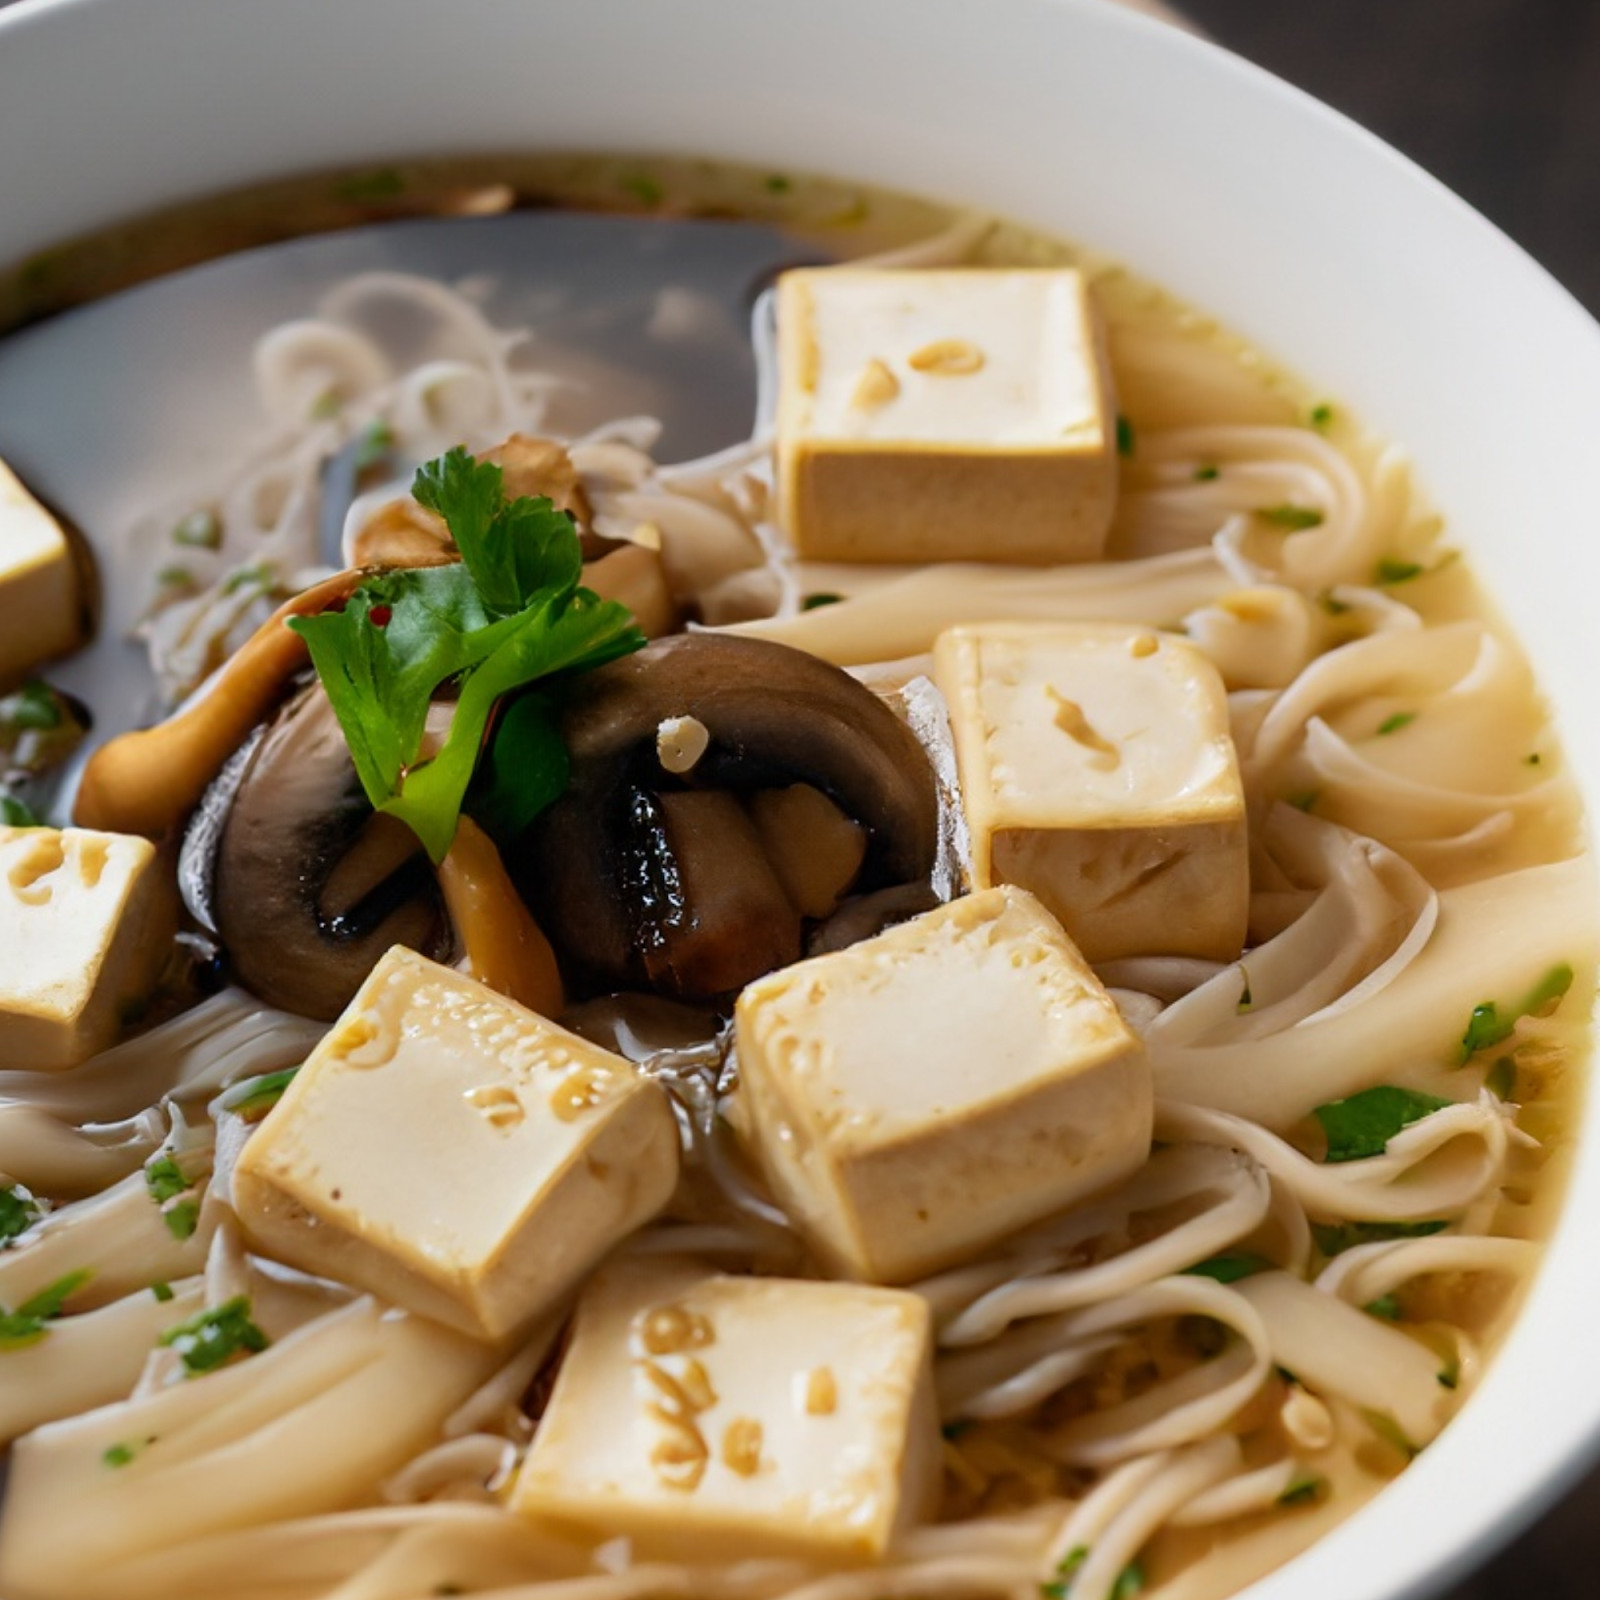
<box><xmin>159</xmin><ymin>1296</ymin><xmax>269</xmax><ymax>1376</ymax></box>
<box><xmin>219</xmin><ymin>1066</ymin><xmax>300</xmax><ymax>1123</ymax></box>
<box><xmin>0</xmin><ymin>1184</ymin><xmax>40</xmax><ymax>1244</ymax></box>
<box><xmin>1376</xmin><ymin>711</ymin><xmax>1416</xmax><ymax>736</ymax></box>
<box><xmin>764</xmin><ymin>174</ymin><xmax>793</xmax><ymax>194</ymax></box>
<box><xmin>1365</xmin><ymin>1294</ymin><xmax>1403</xmax><ymax>1321</ymax></box>
<box><xmin>1460</xmin><ymin>964</ymin><xmax>1574</xmax><ymax>1062</ymax></box>
<box><xmin>151</xmin><ymin>1282</ymin><xmax>175</xmax><ymax>1304</ymax></box>
<box><xmin>1310</xmin><ymin>402</ymin><xmax>1335</xmax><ymax>428</ymax></box>
<box><xmin>1194</xmin><ymin>463</ymin><xmax>1220</xmax><ymax>482</ymax></box>
<box><xmin>336</xmin><ymin>167</ymin><xmax>407</xmax><ymax>202</ymax></box>
<box><xmin>1</xmin><ymin>680</ymin><xmax>63</xmax><ymax>732</ymax></box>
<box><xmin>620</xmin><ymin>173</ymin><xmax>664</xmax><ymax>207</ymax></box>
<box><xmin>354</xmin><ymin>419</ymin><xmax>396</xmax><ymax>472</ymax></box>
<box><xmin>1116</xmin><ymin>414</ymin><xmax>1136</xmax><ymax>458</ymax></box>
<box><xmin>0</xmin><ymin>796</ymin><xmax>42</xmax><ymax>828</ymax></box>
<box><xmin>1484</xmin><ymin>1056</ymin><xmax>1517</xmax><ymax>1101</ymax></box>
<box><xmin>1375</xmin><ymin>557</ymin><xmax>1423</xmax><ymax>586</ymax></box>
<box><xmin>1313</xmin><ymin>1220</ymin><xmax>1447</xmax><ymax>1258</ymax></box>
<box><xmin>1257</xmin><ymin>504</ymin><xmax>1324</xmax><ymax>531</ymax></box>
<box><xmin>0</xmin><ymin>1269</ymin><xmax>91</xmax><ymax>1350</ymax></box>
<box><xmin>801</xmin><ymin>592</ymin><xmax>844</xmax><ymax>611</ymax></box>
<box><xmin>1183</xmin><ymin>1252</ymin><xmax>1272</xmax><ymax>1285</ymax></box>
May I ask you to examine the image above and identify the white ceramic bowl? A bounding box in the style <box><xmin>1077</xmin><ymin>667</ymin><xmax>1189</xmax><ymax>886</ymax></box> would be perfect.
<box><xmin>1</xmin><ymin>2</ymin><xmax>1596</xmax><ymax>1597</ymax></box>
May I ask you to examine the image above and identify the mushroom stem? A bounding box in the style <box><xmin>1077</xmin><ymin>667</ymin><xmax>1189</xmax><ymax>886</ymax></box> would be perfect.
<box><xmin>437</xmin><ymin>815</ymin><xmax>565</xmax><ymax>1018</ymax></box>
<box><xmin>74</xmin><ymin>565</ymin><xmax>450</xmax><ymax>839</ymax></box>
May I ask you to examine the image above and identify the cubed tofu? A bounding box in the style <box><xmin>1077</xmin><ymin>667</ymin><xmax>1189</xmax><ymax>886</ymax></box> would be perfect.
<box><xmin>232</xmin><ymin>947</ymin><xmax>680</xmax><ymax>1342</ymax></box>
<box><xmin>934</xmin><ymin>621</ymin><xmax>1249</xmax><ymax>964</ymax></box>
<box><xmin>0</xmin><ymin>458</ymin><xmax>85</xmax><ymax>684</ymax></box>
<box><xmin>775</xmin><ymin>267</ymin><xmax>1117</xmax><ymax>565</ymax></box>
<box><xmin>0</xmin><ymin>825</ymin><xmax>169</xmax><ymax>1071</ymax></box>
<box><xmin>733</xmin><ymin>886</ymin><xmax>1150</xmax><ymax>1284</ymax></box>
<box><xmin>511</xmin><ymin>1259</ymin><xmax>939</xmax><ymax>1562</ymax></box>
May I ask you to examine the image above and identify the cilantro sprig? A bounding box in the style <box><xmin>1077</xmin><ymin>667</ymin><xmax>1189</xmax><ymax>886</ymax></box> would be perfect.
<box><xmin>288</xmin><ymin>448</ymin><xmax>644</xmax><ymax>863</ymax></box>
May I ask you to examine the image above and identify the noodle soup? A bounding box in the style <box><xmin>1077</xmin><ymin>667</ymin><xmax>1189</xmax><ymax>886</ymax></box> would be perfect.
<box><xmin>0</xmin><ymin>162</ymin><xmax>1593</xmax><ymax>1600</ymax></box>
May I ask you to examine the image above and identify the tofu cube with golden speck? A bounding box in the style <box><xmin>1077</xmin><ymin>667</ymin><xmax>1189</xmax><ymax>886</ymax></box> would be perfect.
<box><xmin>934</xmin><ymin>621</ymin><xmax>1249</xmax><ymax>964</ymax></box>
<box><xmin>0</xmin><ymin>825</ymin><xmax>170</xmax><ymax>1070</ymax></box>
<box><xmin>0</xmin><ymin>457</ymin><xmax>87</xmax><ymax>682</ymax></box>
<box><xmin>775</xmin><ymin>267</ymin><xmax>1117</xmax><ymax>564</ymax></box>
<box><xmin>733</xmin><ymin>885</ymin><xmax>1150</xmax><ymax>1283</ymax></box>
<box><xmin>232</xmin><ymin>946</ymin><xmax>680</xmax><ymax>1342</ymax></box>
<box><xmin>511</xmin><ymin>1259</ymin><xmax>939</xmax><ymax>1561</ymax></box>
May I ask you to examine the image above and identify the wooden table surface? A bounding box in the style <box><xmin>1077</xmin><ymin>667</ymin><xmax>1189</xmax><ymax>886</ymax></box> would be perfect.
<box><xmin>1</xmin><ymin>0</ymin><xmax>1595</xmax><ymax>1597</ymax></box>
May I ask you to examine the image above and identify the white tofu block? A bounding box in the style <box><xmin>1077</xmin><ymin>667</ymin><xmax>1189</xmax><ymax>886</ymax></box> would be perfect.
<box><xmin>511</xmin><ymin>1259</ymin><xmax>939</xmax><ymax>1561</ymax></box>
<box><xmin>233</xmin><ymin>947</ymin><xmax>680</xmax><ymax>1342</ymax></box>
<box><xmin>0</xmin><ymin>825</ymin><xmax>170</xmax><ymax>1071</ymax></box>
<box><xmin>0</xmin><ymin>458</ymin><xmax>85</xmax><ymax>683</ymax></box>
<box><xmin>733</xmin><ymin>886</ymin><xmax>1150</xmax><ymax>1284</ymax></box>
<box><xmin>775</xmin><ymin>267</ymin><xmax>1117</xmax><ymax>564</ymax></box>
<box><xmin>934</xmin><ymin>621</ymin><xmax>1249</xmax><ymax>964</ymax></box>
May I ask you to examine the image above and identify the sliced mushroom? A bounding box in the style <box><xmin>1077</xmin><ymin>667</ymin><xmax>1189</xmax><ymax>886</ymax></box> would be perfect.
<box><xmin>196</xmin><ymin>684</ymin><xmax>451</xmax><ymax>1019</ymax></box>
<box><xmin>510</xmin><ymin>633</ymin><xmax>939</xmax><ymax>1000</ymax></box>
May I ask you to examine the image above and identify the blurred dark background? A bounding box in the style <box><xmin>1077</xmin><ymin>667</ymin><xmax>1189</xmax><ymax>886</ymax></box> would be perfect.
<box><xmin>1183</xmin><ymin>0</ymin><xmax>1600</xmax><ymax>318</ymax></box>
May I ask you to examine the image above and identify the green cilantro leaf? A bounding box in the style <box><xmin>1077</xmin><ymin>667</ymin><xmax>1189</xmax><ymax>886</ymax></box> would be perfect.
<box><xmin>1376</xmin><ymin>711</ymin><xmax>1416</xmax><ymax>735</ymax></box>
<box><xmin>1365</xmin><ymin>1294</ymin><xmax>1403</xmax><ymax>1321</ymax></box>
<box><xmin>1376</xmin><ymin>557</ymin><xmax>1424</xmax><ymax>585</ymax></box>
<box><xmin>1116</xmin><ymin>414</ymin><xmax>1136</xmax><ymax>458</ymax></box>
<box><xmin>1313</xmin><ymin>1086</ymin><xmax>1455</xmax><ymax>1164</ymax></box>
<box><xmin>1459</xmin><ymin>963</ymin><xmax>1575</xmax><ymax>1063</ymax></box>
<box><xmin>1279</xmin><ymin>1474</ymin><xmax>1325</xmax><ymax>1506</ymax></box>
<box><xmin>0</xmin><ymin>1269</ymin><xmax>91</xmax><ymax>1350</ymax></box>
<box><xmin>0</xmin><ymin>1184</ymin><xmax>40</xmax><ymax>1244</ymax></box>
<box><xmin>0</xmin><ymin>795</ymin><xmax>42</xmax><ymax>827</ymax></box>
<box><xmin>1311</xmin><ymin>1219</ymin><xmax>1447</xmax><ymax>1258</ymax></box>
<box><xmin>291</xmin><ymin>449</ymin><xmax>644</xmax><ymax>864</ymax></box>
<box><xmin>468</xmin><ymin>689</ymin><xmax>570</xmax><ymax>842</ymax></box>
<box><xmin>159</xmin><ymin>1296</ymin><xmax>269</xmax><ymax>1376</ymax></box>
<box><xmin>1183</xmin><ymin>1252</ymin><xmax>1273</xmax><ymax>1284</ymax></box>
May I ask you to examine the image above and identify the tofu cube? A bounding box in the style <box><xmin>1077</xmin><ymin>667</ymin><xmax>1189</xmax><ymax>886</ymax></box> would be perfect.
<box><xmin>511</xmin><ymin>1259</ymin><xmax>939</xmax><ymax>1561</ymax></box>
<box><xmin>0</xmin><ymin>825</ymin><xmax>170</xmax><ymax>1070</ymax></box>
<box><xmin>934</xmin><ymin>621</ymin><xmax>1249</xmax><ymax>964</ymax></box>
<box><xmin>233</xmin><ymin>947</ymin><xmax>680</xmax><ymax>1342</ymax></box>
<box><xmin>733</xmin><ymin>886</ymin><xmax>1150</xmax><ymax>1284</ymax></box>
<box><xmin>775</xmin><ymin>267</ymin><xmax>1117</xmax><ymax>564</ymax></box>
<box><xmin>0</xmin><ymin>458</ymin><xmax>86</xmax><ymax>683</ymax></box>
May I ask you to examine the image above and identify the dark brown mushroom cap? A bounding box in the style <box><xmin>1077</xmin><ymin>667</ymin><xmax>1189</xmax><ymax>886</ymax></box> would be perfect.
<box><xmin>201</xmin><ymin>685</ymin><xmax>451</xmax><ymax>1020</ymax></box>
<box><xmin>509</xmin><ymin>633</ymin><xmax>940</xmax><ymax>998</ymax></box>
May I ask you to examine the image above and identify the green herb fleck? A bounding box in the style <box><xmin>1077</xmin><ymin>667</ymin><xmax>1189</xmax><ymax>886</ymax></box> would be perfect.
<box><xmin>1376</xmin><ymin>557</ymin><xmax>1424</xmax><ymax>586</ymax></box>
<box><xmin>1319</xmin><ymin>591</ymin><xmax>1351</xmax><ymax>616</ymax></box>
<box><xmin>0</xmin><ymin>1269</ymin><xmax>91</xmax><ymax>1350</ymax></box>
<box><xmin>1257</xmin><ymin>504</ymin><xmax>1324</xmax><ymax>532</ymax></box>
<box><xmin>336</xmin><ymin>167</ymin><xmax>407</xmax><ymax>202</ymax></box>
<box><xmin>159</xmin><ymin>1296</ymin><xmax>269</xmax><ymax>1376</ymax></box>
<box><xmin>1365</xmin><ymin>1294</ymin><xmax>1403</xmax><ymax>1321</ymax></box>
<box><xmin>1310</xmin><ymin>402</ymin><xmax>1335</xmax><ymax>429</ymax></box>
<box><xmin>1525</xmin><ymin>752</ymin><xmax>1543</xmax><ymax>767</ymax></box>
<box><xmin>620</xmin><ymin>173</ymin><xmax>664</xmax><ymax>207</ymax></box>
<box><xmin>0</xmin><ymin>796</ymin><xmax>42</xmax><ymax>828</ymax></box>
<box><xmin>289</xmin><ymin>447</ymin><xmax>646</xmax><ymax>863</ymax></box>
<box><xmin>1312</xmin><ymin>1220</ymin><xmax>1447</xmax><ymax>1258</ymax></box>
<box><xmin>1376</xmin><ymin>711</ymin><xmax>1416</xmax><ymax>736</ymax></box>
<box><xmin>155</xmin><ymin>564</ymin><xmax>197</xmax><ymax>591</ymax></box>
<box><xmin>1</xmin><ymin>680</ymin><xmax>63</xmax><ymax>732</ymax></box>
<box><xmin>354</xmin><ymin>419</ymin><xmax>396</xmax><ymax>472</ymax></box>
<box><xmin>221</xmin><ymin>561</ymin><xmax>277</xmax><ymax>596</ymax></box>
<box><xmin>1459</xmin><ymin>964</ymin><xmax>1574</xmax><ymax>1063</ymax></box>
<box><xmin>164</xmin><ymin>1201</ymin><xmax>200</xmax><ymax>1241</ymax></box>
<box><xmin>1279</xmin><ymin>1475</ymin><xmax>1325</xmax><ymax>1507</ymax></box>
<box><xmin>0</xmin><ymin>1184</ymin><xmax>40</xmax><ymax>1244</ymax></box>
<box><xmin>1286</xmin><ymin>789</ymin><xmax>1320</xmax><ymax>813</ymax></box>
<box><xmin>801</xmin><ymin>592</ymin><xmax>844</xmax><ymax>611</ymax></box>
<box><xmin>1041</xmin><ymin>1548</ymin><xmax>1143</xmax><ymax>1600</ymax></box>
<box><xmin>170</xmin><ymin>509</ymin><xmax>222</xmax><ymax>550</ymax></box>
<box><xmin>1484</xmin><ymin>1056</ymin><xmax>1517</xmax><ymax>1100</ymax></box>
<box><xmin>102</xmin><ymin>1438</ymin><xmax>156</xmax><ymax>1469</ymax></box>
<box><xmin>1194</xmin><ymin>463</ymin><xmax>1220</xmax><ymax>482</ymax></box>
<box><xmin>1363</xmin><ymin>1409</ymin><xmax>1418</xmax><ymax>1461</ymax></box>
<box><xmin>151</xmin><ymin>1282</ymin><xmax>175</xmax><ymax>1304</ymax></box>
<box><xmin>1438</xmin><ymin>1354</ymin><xmax>1461</xmax><ymax>1390</ymax></box>
<box><xmin>219</xmin><ymin>1066</ymin><xmax>300</xmax><ymax>1123</ymax></box>
<box><xmin>1313</xmin><ymin>1086</ymin><xmax>1455</xmax><ymax>1164</ymax></box>
<box><xmin>1183</xmin><ymin>1252</ymin><xmax>1272</xmax><ymax>1285</ymax></box>
<box><xmin>1116</xmin><ymin>414</ymin><xmax>1136</xmax><ymax>458</ymax></box>
<box><xmin>764</xmin><ymin>174</ymin><xmax>792</xmax><ymax>194</ymax></box>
